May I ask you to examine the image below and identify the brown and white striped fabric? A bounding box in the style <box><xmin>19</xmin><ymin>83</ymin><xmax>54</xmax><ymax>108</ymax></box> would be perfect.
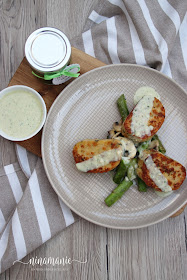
<box><xmin>0</xmin><ymin>0</ymin><xmax>187</xmax><ymax>273</ymax></box>
<box><xmin>0</xmin><ymin>146</ymin><xmax>79</xmax><ymax>273</ymax></box>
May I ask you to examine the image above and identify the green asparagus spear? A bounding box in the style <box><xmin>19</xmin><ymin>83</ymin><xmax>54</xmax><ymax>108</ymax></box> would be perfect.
<box><xmin>129</xmin><ymin>158</ymin><xmax>138</xmax><ymax>168</ymax></box>
<box><xmin>137</xmin><ymin>140</ymin><xmax>151</xmax><ymax>156</ymax></box>
<box><xmin>117</xmin><ymin>94</ymin><xmax>129</xmax><ymax>121</ymax></box>
<box><xmin>137</xmin><ymin>176</ymin><xmax>147</xmax><ymax>192</ymax></box>
<box><xmin>105</xmin><ymin>179</ymin><xmax>133</xmax><ymax>207</ymax></box>
<box><xmin>127</xmin><ymin>166</ymin><xmax>136</xmax><ymax>181</ymax></box>
<box><xmin>152</xmin><ymin>134</ymin><xmax>166</xmax><ymax>154</ymax></box>
<box><xmin>127</xmin><ymin>158</ymin><xmax>137</xmax><ymax>181</ymax></box>
<box><xmin>113</xmin><ymin>159</ymin><xmax>127</xmax><ymax>184</ymax></box>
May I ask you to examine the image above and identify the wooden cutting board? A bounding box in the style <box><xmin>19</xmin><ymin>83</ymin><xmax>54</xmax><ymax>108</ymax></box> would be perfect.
<box><xmin>8</xmin><ymin>47</ymin><xmax>105</xmax><ymax>156</ymax></box>
<box><xmin>8</xmin><ymin>47</ymin><xmax>186</xmax><ymax>217</ymax></box>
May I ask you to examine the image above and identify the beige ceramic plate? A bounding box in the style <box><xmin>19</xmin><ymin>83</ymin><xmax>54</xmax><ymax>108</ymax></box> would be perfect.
<box><xmin>42</xmin><ymin>64</ymin><xmax>187</xmax><ymax>229</ymax></box>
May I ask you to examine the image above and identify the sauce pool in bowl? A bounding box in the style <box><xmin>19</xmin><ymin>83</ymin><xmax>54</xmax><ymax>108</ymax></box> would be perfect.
<box><xmin>0</xmin><ymin>85</ymin><xmax>47</xmax><ymax>141</ymax></box>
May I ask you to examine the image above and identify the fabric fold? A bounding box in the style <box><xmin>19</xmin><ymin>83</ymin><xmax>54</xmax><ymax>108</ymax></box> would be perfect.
<box><xmin>0</xmin><ymin>159</ymin><xmax>79</xmax><ymax>273</ymax></box>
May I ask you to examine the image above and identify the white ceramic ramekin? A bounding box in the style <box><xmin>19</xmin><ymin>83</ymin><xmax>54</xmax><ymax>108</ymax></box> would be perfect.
<box><xmin>0</xmin><ymin>85</ymin><xmax>47</xmax><ymax>141</ymax></box>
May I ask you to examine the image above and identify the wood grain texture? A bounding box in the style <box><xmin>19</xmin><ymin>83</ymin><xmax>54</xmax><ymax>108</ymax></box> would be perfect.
<box><xmin>47</xmin><ymin>0</ymin><xmax>100</xmax><ymax>39</ymax></box>
<box><xmin>171</xmin><ymin>203</ymin><xmax>187</xmax><ymax>217</ymax></box>
<box><xmin>0</xmin><ymin>1</ymin><xmax>187</xmax><ymax>280</ymax></box>
<box><xmin>0</xmin><ymin>0</ymin><xmax>47</xmax><ymax>167</ymax></box>
<box><xmin>8</xmin><ymin>49</ymin><xmax>105</xmax><ymax>157</ymax></box>
<box><xmin>8</xmin><ymin>220</ymin><xmax>108</xmax><ymax>280</ymax></box>
<box><xmin>107</xmin><ymin>216</ymin><xmax>187</xmax><ymax>280</ymax></box>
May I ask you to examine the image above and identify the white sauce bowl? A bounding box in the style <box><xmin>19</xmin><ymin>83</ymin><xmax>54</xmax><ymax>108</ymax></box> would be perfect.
<box><xmin>0</xmin><ymin>85</ymin><xmax>47</xmax><ymax>141</ymax></box>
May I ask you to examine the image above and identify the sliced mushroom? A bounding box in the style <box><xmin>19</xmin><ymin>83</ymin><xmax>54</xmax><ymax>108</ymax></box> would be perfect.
<box><xmin>149</xmin><ymin>140</ymin><xmax>159</xmax><ymax>150</ymax></box>
<box><xmin>107</xmin><ymin>130</ymin><xmax>115</xmax><ymax>139</ymax></box>
<box><xmin>116</xmin><ymin>136</ymin><xmax>137</xmax><ymax>159</ymax></box>
<box><xmin>108</xmin><ymin>119</ymin><xmax>123</xmax><ymax>139</ymax></box>
<box><xmin>112</xmin><ymin>121</ymin><xmax>122</xmax><ymax>132</ymax></box>
<box><xmin>113</xmin><ymin>132</ymin><xmax>121</xmax><ymax>138</ymax></box>
<box><xmin>107</xmin><ymin>130</ymin><xmax>120</xmax><ymax>138</ymax></box>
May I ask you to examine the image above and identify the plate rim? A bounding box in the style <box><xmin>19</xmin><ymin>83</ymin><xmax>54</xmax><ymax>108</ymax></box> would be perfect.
<box><xmin>42</xmin><ymin>63</ymin><xmax>187</xmax><ymax>229</ymax></box>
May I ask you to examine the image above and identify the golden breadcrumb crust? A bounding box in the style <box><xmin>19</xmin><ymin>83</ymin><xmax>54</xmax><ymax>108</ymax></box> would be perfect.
<box><xmin>136</xmin><ymin>150</ymin><xmax>186</xmax><ymax>191</ymax></box>
<box><xmin>122</xmin><ymin>98</ymin><xmax>165</xmax><ymax>143</ymax></box>
<box><xmin>72</xmin><ymin>139</ymin><xmax>122</xmax><ymax>173</ymax></box>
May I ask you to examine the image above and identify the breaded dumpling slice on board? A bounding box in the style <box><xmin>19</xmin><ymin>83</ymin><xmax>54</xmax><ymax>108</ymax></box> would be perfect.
<box><xmin>122</xmin><ymin>96</ymin><xmax>165</xmax><ymax>143</ymax></box>
<box><xmin>136</xmin><ymin>150</ymin><xmax>186</xmax><ymax>192</ymax></box>
<box><xmin>72</xmin><ymin>139</ymin><xmax>122</xmax><ymax>173</ymax></box>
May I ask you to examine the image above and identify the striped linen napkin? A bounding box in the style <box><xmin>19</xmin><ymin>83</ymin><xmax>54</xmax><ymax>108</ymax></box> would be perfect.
<box><xmin>0</xmin><ymin>0</ymin><xmax>186</xmax><ymax>273</ymax></box>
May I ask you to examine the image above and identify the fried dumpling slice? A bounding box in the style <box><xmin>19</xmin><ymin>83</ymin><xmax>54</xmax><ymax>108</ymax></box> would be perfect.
<box><xmin>73</xmin><ymin>139</ymin><xmax>122</xmax><ymax>173</ymax></box>
<box><xmin>136</xmin><ymin>150</ymin><xmax>186</xmax><ymax>192</ymax></box>
<box><xmin>122</xmin><ymin>97</ymin><xmax>165</xmax><ymax>143</ymax></box>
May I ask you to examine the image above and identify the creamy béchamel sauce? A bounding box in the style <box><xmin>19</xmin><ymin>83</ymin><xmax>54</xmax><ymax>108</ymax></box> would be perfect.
<box><xmin>76</xmin><ymin>148</ymin><xmax>122</xmax><ymax>172</ymax></box>
<box><xmin>145</xmin><ymin>155</ymin><xmax>172</xmax><ymax>192</ymax></box>
<box><xmin>0</xmin><ymin>90</ymin><xmax>44</xmax><ymax>138</ymax></box>
<box><xmin>131</xmin><ymin>95</ymin><xmax>154</xmax><ymax>137</ymax></box>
